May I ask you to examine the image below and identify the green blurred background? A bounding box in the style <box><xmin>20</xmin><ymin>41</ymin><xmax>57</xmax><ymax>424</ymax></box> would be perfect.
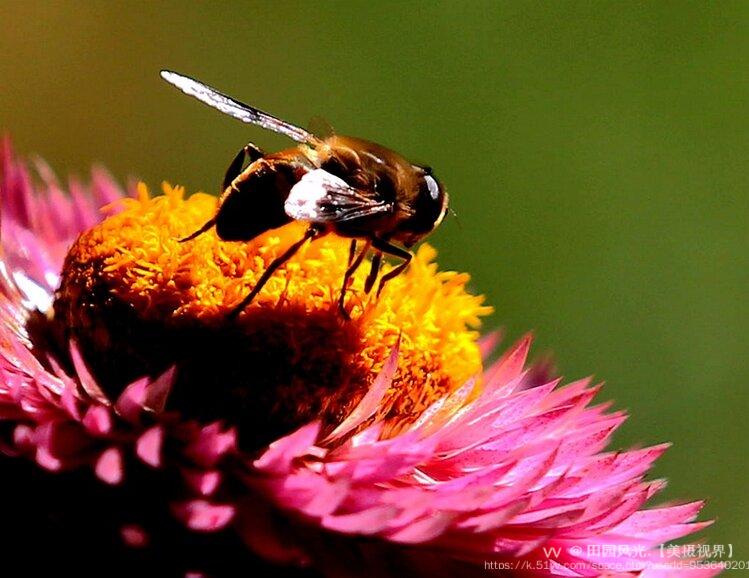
<box><xmin>1</xmin><ymin>0</ymin><xmax>746</xmax><ymax>558</ymax></box>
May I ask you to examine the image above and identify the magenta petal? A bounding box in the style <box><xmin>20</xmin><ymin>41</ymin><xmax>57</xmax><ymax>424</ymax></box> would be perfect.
<box><xmin>82</xmin><ymin>405</ymin><xmax>113</xmax><ymax>435</ymax></box>
<box><xmin>486</xmin><ymin>333</ymin><xmax>533</xmax><ymax>387</ymax></box>
<box><xmin>185</xmin><ymin>423</ymin><xmax>237</xmax><ymax>468</ymax></box>
<box><xmin>478</xmin><ymin>329</ymin><xmax>502</xmax><ymax>361</ymax></box>
<box><xmin>69</xmin><ymin>340</ymin><xmax>109</xmax><ymax>405</ymax></box>
<box><xmin>634</xmin><ymin>520</ymin><xmax>715</xmax><ymax>546</ymax></box>
<box><xmin>611</xmin><ymin>501</ymin><xmax>705</xmax><ymax>536</ymax></box>
<box><xmin>95</xmin><ymin>447</ymin><xmax>124</xmax><ymax>485</ymax></box>
<box><xmin>458</xmin><ymin>502</ymin><xmax>524</xmax><ymax>532</ymax></box>
<box><xmin>116</xmin><ymin>366</ymin><xmax>176</xmax><ymax>423</ymax></box>
<box><xmin>323</xmin><ymin>339</ymin><xmax>399</xmax><ymax>444</ymax></box>
<box><xmin>297</xmin><ymin>477</ymin><xmax>350</xmax><ymax>518</ymax></box>
<box><xmin>136</xmin><ymin>426</ymin><xmax>163</xmax><ymax>468</ymax></box>
<box><xmin>35</xmin><ymin>446</ymin><xmax>63</xmax><ymax>471</ymax></box>
<box><xmin>142</xmin><ymin>366</ymin><xmax>175</xmax><ymax>414</ymax></box>
<box><xmin>12</xmin><ymin>424</ymin><xmax>34</xmax><ymax>450</ymax></box>
<box><xmin>183</xmin><ymin>468</ymin><xmax>222</xmax><ymax>497</ymax></box>
<box><xmin>323</xmin><ymin>505</ymin><xmax>398</xmax><ymax>535</ymax></box>
<box><xmin>120</xmin><ymin>524</ymin><xmax>149</xmax><ymax>548</ymax></box>
<box><xmin>254</xmin><ymin>422</ymin><xmax>321</xmax><ymax>474</ymax></box>
<box><xmin>410</xmin><ymin>377</ymin><xmax>477</xmax><ymax>437</ymax></box>
<box><xmin>115</xmin><ymin>377</ymin><xmax>151</xmax><ymax>423</ymax></box>
<box><xmin>60</xmin><ymin>382</ymin><xmax>82</xmax><ymax>420</ymax></box>
<box><xmin>387</xmin><ymin>511</ymin><xmax>455</xmax><ymax>543</ymax></box>
<box><xmin>172</xmin><ymin>500</ymin><xmax>235</xmax><ymax>531</ymax></box>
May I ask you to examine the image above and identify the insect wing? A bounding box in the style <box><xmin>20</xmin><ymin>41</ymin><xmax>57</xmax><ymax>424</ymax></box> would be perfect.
<box><xmin>307</xmin><ymin>116</ymin><xmax>336</xmax><ymax>139</ymax></box>
<box><xmin>160</xmin><ymin>70</ymin><xmax>319</xmax><ymax>145</ymax></box>
<box><xmin>285</xmin><ymin>169</ymin><xmax>392</xmax><ymax>223</ymax></box>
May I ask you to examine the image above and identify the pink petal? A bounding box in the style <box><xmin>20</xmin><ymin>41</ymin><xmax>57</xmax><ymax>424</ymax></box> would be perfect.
<box><xmin>254</xmin><ymin>422</ymin><xmax>321</xmax><ymax>474</ymax></box>
<box><xmin>172</xmin><ymin>500</ymin><xmax>235</xmax><ymax>531</ymax></box>
<box><xmin>611</xmin><ymin>501</ymin><xmax>704</xmax><ymax>537</ymax></box>
<box><xmin>486</xmin><ymin>333</ymin><xmax>533</xmax><ymax>388</ymax></box>
<box><xmin>323</xmin><ymin>505</ymin><xmax>398</xmax><ymax>535</ymax></box>
<box><xmin>95</xmin><ymin>447</ymin><xmax>124</xmax><ymax>485</ymax></box>
<box><xmin>120</xmin><ymin>524</ymin><xmax>149</xmax><ymax>548</ymax></box>
<box><xmin>69</xmin><ymin>341</ymin><xmax>109</xmax><ymax>405</ymax></box>
<box><xmin>183</xmin><ymin>469</ymin><xmax>222</xmax><ymax>497</ymax></box>
<box><xmin>387</xmin><ymin>511</ymin><xmax>455</xmax><ymax>543</ymax></box>
<box><xmin>82</xmin><ymin>405</ymin><xmax>113</xmax><ymax>435</ymax></box>
<box><xmin>478</xmin><ymin>329</ymin><xmax>502</xmax><ymax>360</ymax></box>
<box><xmin>136</xmin><ymin>426</ymin><xmax>163</xmax><ymax>468</ymax></box>
<box><xmin>143</xmin><ymin>366</ymin><xmax>175</xmax><ymax>414</ymax></box>
<box><xmin>115</xmin><ymin>377</ymin><xmax>151</xmax><ymax>423</ymax></box>
<box><xmin>185</xmin><ymin>423</ymin><xmax>237</xmax><ymax>468</ymax></box>
<box><xmin>323</xmin><ymin>338</ymin><xmax>399</xmax><ymax>444</ymax></box>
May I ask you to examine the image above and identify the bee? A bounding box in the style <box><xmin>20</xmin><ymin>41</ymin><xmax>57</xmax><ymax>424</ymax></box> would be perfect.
<box><xmin>160</xmin><ymin>70</ymin><xmax>448</xmax><ymax>318</ymax></box>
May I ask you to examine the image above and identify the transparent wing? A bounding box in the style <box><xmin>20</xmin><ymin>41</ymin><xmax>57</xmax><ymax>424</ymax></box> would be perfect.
<box><xmin>284</xmin><ymin>169</ymin><xmax>392</xmax><ymax>223</ymax></box>
<box><xmin>160</xmin><ymin>70</ymin><xmax>319</xmax><ymax>145</ymax></box>
<box><xmin>308</xmin><ymin>116</ymin><xmax>335</xmax><ymax>139</ymax></box>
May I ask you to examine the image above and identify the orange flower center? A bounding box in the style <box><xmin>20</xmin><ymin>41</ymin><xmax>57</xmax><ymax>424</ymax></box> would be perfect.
<box><xmin>54</xmin><ymin>183</ymin><xmax>491</xmax><ymax>449</ymax></box>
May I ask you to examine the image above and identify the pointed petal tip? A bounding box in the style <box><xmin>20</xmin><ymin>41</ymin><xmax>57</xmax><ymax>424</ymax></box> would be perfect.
<box><xmin>322</xmin><ymin>339</ymin><xmax>400</xmax><ymax>444</ymax></box>
<box><xmin>144</xmin><ymin>365</ymin><xmax>176</xmax><ymax>414</ymax></box>
<box><xmin>69</xmin><ymin>340</ymin><xmax>110</xmax><ymax>406</ymax></box>
<box><xmin>136</xmin><ymin>426</ymin><xmax>164</xmax><ymax>468</ymax></box>
<box><xmin>478</xmin><ymin>329</ymin><xmax>503</xmax><ymax>359</ymax></box>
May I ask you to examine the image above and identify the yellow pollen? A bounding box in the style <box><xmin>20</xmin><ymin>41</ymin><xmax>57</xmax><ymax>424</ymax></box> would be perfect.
<box><xmin>55</xmin><ymin>183</ymin><xmax>492</xmax><ymax>444</ymax></box>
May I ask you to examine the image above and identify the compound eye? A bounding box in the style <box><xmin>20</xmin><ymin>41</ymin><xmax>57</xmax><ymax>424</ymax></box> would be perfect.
<box><xmin>424</xmin><ymin>174</ymin><xmax>440</xmax><ymax>201</ymax></box>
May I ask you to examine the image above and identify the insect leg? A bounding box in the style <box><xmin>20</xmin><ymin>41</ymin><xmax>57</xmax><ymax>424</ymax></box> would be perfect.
<box><xmin>370</xmin><ymin>238</ymin><xmax>413</xmax><ymax>298</ymax></box>
<box><xmin>338</xmin><ymin>239</ymin><xmax>371</xmax><ymax>318</ymax></box>
<box><xmin>222</xmin><ymin>143</ymin><xmax>264</xmax><ymax>190</ymax></box>
<box><xmin>347</xmin><ymin>239</ymin><xmax>357</xmax><ymax>267</ymax></box>
<box><xmin>179</xmin><ymin>218</ymin><xmax>216</xmax><ymax>243</ymax></box>
<box><xmin>363</xmin><ymin>251</ymin><xmax>382</xmax><ymax>294</ymax></box>
<box><xmin>228</xmin><ymin>225</ymin><xmax>321</xmax><ymax>319</ymax></box>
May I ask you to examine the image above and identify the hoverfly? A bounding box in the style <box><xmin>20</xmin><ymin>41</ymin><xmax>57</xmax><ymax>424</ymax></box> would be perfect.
<box><xmin>160</xmin><ymin>70</ymin><xmax>448</xmax><ymax>318</ymax></box>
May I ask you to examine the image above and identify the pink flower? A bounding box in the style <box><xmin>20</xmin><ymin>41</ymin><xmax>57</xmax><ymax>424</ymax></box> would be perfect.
<box><xmin>0</xmin><ymin>138</ymin><xmax>719</xmax><ymax>577</ymax></box>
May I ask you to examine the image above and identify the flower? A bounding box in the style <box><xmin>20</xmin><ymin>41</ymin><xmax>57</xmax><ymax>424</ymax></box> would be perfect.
<box><xmin>0</xmin><ymin>138</ymin><xmax>720</xmax><ymax>577</ymax></box>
